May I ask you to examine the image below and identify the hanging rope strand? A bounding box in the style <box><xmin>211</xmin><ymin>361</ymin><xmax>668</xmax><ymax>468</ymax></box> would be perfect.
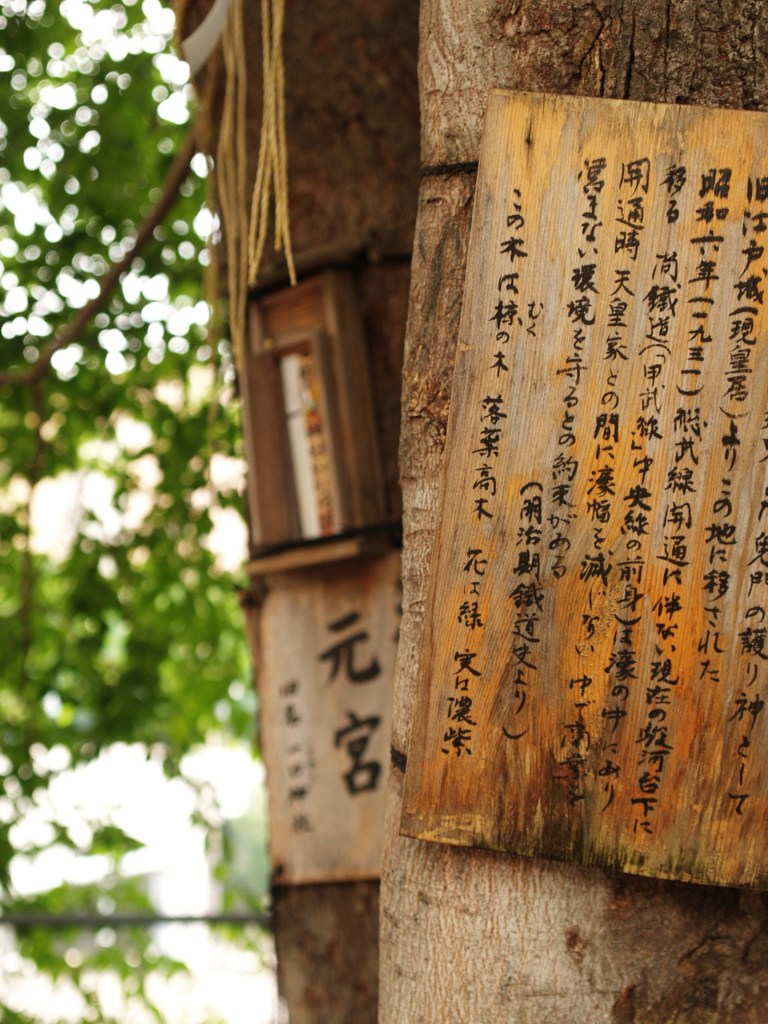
<box><xmin>231</xmin><ymin>0</ymin><xmax>249</xmax><ymax>332</ymax></box>
<box><xmin>271</xmin><ymin>0</ymin><xmax>294</xmax><ymax>281</ymax></box>
<box><xmin>217</xmin><ymin>10</ymin><xmax>240</xmax><ymax>348</ymax></box>
<box><xmin>248</xmin><ymin>0</ymin><xmax>296</xmax><ymax>287</ymax></box>
<box><xmin>247</xmin><ymin>0</ymin><xmax>274</xmax><ymax>281</ymax></box>
<box><xmin>218</xmin><ymin>0</ymin><xmax>250</xmax><ymax>364</ymax></box>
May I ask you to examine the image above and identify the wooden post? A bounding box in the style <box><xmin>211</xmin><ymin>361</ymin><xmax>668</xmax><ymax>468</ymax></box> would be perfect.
<box><xmin>228</xmin><ymin>2</ymin><xmax>420</xmax><ymax>1021</ymax></box>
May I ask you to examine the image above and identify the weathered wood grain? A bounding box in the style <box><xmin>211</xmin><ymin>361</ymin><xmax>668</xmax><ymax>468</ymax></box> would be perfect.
<box><xmin>402</xmin><ymin>90</ymin><xmax>768</xmax><ymax>888</ymax></box>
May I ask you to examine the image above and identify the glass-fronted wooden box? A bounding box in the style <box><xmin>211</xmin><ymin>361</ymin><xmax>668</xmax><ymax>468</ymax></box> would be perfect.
<box><xmin>241</xmin><ymin>270</ymin><xmax>387</xmax><ymax>573</ymax></box>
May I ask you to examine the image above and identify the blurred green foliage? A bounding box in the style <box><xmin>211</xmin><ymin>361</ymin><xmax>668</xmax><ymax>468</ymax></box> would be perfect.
<box><xmin>0</xmin><ymin>0</ymin><xmax>263</xmax><ymax>1019</ymax></box>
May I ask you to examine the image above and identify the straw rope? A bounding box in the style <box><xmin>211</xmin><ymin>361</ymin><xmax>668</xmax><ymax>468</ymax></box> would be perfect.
<box><xmin>247</xmin><ymin>0</ymin><xmax>296</xmax><ymax>289</ymax></box>
<box><xmin>217</xmin><ymin>0</ymin><xmax>248</xmax><ymax>365</ymax></box>
<box><xmin>177</xmin><ymin>0</ymin><xmax>296</xmax><ymax>369</ymax></box>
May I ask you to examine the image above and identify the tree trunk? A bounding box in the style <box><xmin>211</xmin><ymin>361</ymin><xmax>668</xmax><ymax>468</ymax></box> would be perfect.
<box><xmin>381</xmin><ymin>2</ymin><xmax>768</xmax><ymax>1021</ymax></box>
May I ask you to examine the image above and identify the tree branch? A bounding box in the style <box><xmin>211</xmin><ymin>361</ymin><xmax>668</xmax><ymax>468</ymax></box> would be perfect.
<box><xmin>0</xmin><ymin>128</ymin><xmax>199</xmax><ymax>388</ymax></box>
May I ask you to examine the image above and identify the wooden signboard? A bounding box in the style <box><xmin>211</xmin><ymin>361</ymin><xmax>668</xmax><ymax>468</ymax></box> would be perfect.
<box><xmin>401</xmin><ymin>91</ymin><xmax>768</xmax><ymax>888</ymax></box>
<box><xmin>259</xmin><ymin>551</ymin><xmax>399</xmax><ymax>884</ymax></box>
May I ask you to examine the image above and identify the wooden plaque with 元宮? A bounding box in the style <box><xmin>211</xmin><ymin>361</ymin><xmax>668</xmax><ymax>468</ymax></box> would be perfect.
<box><xmin>400</xmin><ymin>90</ymin><xmax>768</xmax><ymax>889</ymax></box>
<box><xmin>259</xmin><ymin>551</ymin><xmax>400</xmax><ymax>885</ymax></box>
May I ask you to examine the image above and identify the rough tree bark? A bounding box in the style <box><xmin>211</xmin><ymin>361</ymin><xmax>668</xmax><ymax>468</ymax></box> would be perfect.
<box><xmin>380</xmin><ymin>3</ymin><xmax>768</xmax><ymax>1022</ymax></box>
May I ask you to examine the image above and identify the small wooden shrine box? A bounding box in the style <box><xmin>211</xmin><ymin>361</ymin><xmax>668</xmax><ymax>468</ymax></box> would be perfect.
<box><xmin>240</xmin><ymin>270</ymin><xmax>385</xmax><ymax>567</ymax></box>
